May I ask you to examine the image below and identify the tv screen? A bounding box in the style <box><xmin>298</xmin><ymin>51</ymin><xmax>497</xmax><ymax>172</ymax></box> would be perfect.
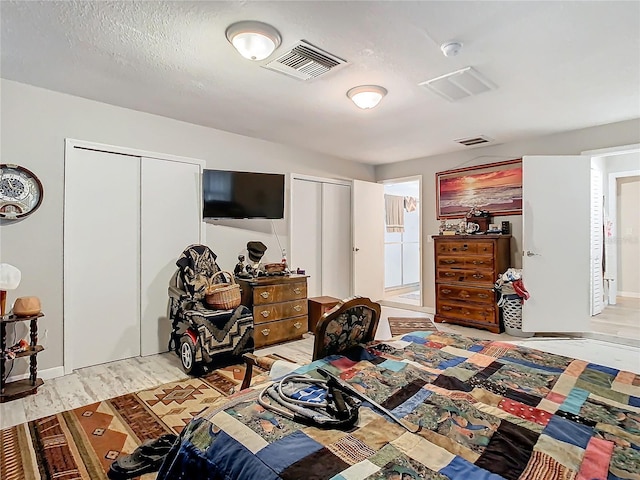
<box><xmin>203</xmin><ymin>170</ymin><xmax>285</xmax><ymax>219</ymax></box>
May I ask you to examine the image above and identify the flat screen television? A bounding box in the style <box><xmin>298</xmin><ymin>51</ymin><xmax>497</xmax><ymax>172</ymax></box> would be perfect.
<box><xmin>203</xmin><ymin>169</ymin><xmax>285</xmax><ymax>219</ymax></box>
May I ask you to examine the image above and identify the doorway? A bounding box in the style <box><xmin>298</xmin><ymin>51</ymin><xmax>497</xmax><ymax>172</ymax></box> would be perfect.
<box><xmin>382</xmin><ymin>177</ymin><xmax>422</xmax><ymax>307</ymax></box>
<box><xmin>589</xmin><ymin>147</ymin><xmax>640</xmax><ymax>343</ymax></box>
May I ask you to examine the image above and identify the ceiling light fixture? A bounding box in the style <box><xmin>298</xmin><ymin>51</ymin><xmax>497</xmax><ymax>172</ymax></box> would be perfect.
<box><xmin>225</xmin><ymin>21</ymin><xmax>281</xmax><ymax>61</ymax></box>
<box><xmin>346</xmin><ymin>85</ymin><xmax>387</xmax><ymax>109</ymax></box>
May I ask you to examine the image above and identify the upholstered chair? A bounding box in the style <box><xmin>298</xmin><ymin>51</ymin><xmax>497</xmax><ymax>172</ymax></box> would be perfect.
<box><xmin>312</xmin><ymin>296</ymin><xmax>381</xmax><ymax>361</ymax></box>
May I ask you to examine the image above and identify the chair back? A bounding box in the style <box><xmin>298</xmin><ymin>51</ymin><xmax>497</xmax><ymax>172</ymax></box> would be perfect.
<box><xmin>313</xmin><ymin>296</ymin><xmax>381</xmax><ymax>361</ymax></box>
<box><xmin>176</xmin><ymin>244</ymin><xmax>221</xmax><ymax>300</ymax></box>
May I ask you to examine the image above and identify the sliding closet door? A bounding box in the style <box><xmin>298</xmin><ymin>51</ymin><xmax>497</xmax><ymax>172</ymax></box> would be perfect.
<box><xmin>64</xmin><ymin>148</ymin><xmax>140</xmax><ymax>372</ymax></box>
<box><xmin>321</xmin><ymin>183</ymin><xmax>351</xmax><ymax>299</ymax></box>
<box><xmin>291</xmin><ymin>178</ymin><xmax>322</xmax><ymax>297</ymax></box>
<box><xmin>140</xmin><ymin>158</ymin><xmax>201</xmax><ymax>356</ymax></box>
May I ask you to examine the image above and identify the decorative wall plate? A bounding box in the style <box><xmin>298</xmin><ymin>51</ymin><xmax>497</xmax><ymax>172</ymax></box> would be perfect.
<box><xmin>0</xmin><ymin>164</ymin><xmax>44</xmax><ymax>219</ymax></box>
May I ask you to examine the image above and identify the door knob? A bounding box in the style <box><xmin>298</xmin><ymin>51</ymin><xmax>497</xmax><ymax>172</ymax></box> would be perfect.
<box><xmin>353</xmin><ymin>247</ymin><xmax>360</xmax><ymax>252</ymax></box>
<box><xmin>525</xmin><ymin>250</ymin><xmax>538</xmax><ymax>257</ymax></box>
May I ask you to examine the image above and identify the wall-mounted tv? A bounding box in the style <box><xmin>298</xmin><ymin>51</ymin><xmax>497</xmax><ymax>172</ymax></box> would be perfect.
<box><xmin>203</xmin><ymin>169</ymin><xmax>285</xmax><ymax>219</ymax></box>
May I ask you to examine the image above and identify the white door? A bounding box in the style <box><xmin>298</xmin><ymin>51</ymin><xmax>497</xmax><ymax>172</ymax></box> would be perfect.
<box><xmin>64</xmin><ymin>148</ymin><xmax>141</xmax><ymax>371</ymax></box>
<box><xmin>140</xmin><ymin>158</ymin><xmax>202</xmax><ymax>356</ymax></box>
<box><xmin>352</xmin><ymin>180</ymin><xmax>385</xmax><ymax>301</ymax></box>
<box><xmin>321</xmin><ymin>183</ymin><xmax>352</xmax><ymax>299</ymax></box>
<box><xmin>590</xmin><ymin>168</ymin><xmax>604</xmax><ymax>315</ymax></box>
<box><xmin>522</xmin><ymin>155</ymin><xmax>591</xmax><ymax>332</ymax></box>
<box><xmin>291</xmin><ymin>178</ymin><xmax>323</xmax><ymax>297</ymax></box>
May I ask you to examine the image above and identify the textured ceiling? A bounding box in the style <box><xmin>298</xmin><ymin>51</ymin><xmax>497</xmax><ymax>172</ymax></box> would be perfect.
<box><xmin>1</xmin><ymin>1</ymin><xmax>639</xmax><ymax>165</ymax></box>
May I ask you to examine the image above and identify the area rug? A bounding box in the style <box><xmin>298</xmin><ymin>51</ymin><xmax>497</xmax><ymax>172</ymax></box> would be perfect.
<box><xmin>388</xmin><ymin>316</ymin><xmax>437</xmax><ymax>336</ymax></box>
<box><xmin>398</xmin><ymin>291</ymin><xmax>421</xmax><ymax>301</ymax></box>
<box><xmin>0</xmin><ymin>361</ymin><xmax>269</xmax><ymax>480</ymax></box>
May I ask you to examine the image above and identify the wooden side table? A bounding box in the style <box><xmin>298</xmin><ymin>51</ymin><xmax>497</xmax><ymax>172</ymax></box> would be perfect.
<box><xmin>1</xmin><ymin>312</ymin><xmax>44</xmax><ymax>403</ymax></box>
<box><xmin>308</xmin><ymin>296</ymin><xmax>341</xmax><ymax>333</ymax></box>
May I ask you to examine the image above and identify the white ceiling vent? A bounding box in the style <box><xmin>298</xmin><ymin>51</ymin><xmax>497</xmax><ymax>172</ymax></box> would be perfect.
<box><xmin>262</xmin><ymin>40</ymin><xmax>348</xmax><ymax>81</ymax></box>
<box><xmin>419</xmin><ymin>67</ymin><xmax>497</xmax><ymax>102</ymax></box>
<box><xmin>455</xmin><ymin>135</ymin><xmax>493</xmax><ymax>147</ymax></box>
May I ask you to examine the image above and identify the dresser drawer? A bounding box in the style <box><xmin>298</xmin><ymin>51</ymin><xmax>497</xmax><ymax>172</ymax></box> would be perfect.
<box><xmin>437</xmin><ymin>284</ymin><xmax>495</xmax><ymax>305</ymax></box>
<box><xmin>253</xmin><ymin>299</ymin><xmax>308</xmax><ymax>324</ymax></box>
<box><xmin>253</xmin><ymin>281</ymin><xmax>307</xmax><ymax>305</ymax></box>
<box><xmin>436</xmin><ymin>241</ymin><xmax>495</xmax><ymax>255</ymax></box>
<box><xmin>437</xmin><ymin>268</ymin><xmax>494</xmax><ymax>285</ymax></box>
<box><xmin>437</xmin><ymin>301</ymin><xmax>497</xmax><ymax>324</ymax></box>
<box><xmin>436</xmin><ymin>241</ymin><xmax>476</xmax><ymax>254</ymax></box>
<box><xmin>475</xmin><ymin>242</ymin><xmax>495</xmax><ymax>255</ymax></box>
<box><xmin>254</xmin><ymin>315</ymin><xmax>308</xmax><ymax>348</ymax></box>
<box><xmin>437</xmin><ymin>256</ymin><xmax>494</xmax><ymax>270</ymax></box>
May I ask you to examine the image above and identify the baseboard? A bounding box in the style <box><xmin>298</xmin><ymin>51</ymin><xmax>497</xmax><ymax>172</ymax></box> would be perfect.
<box><xmin>5</xmin><ymin>366</ymin><xmax>65</xmax><ymax>384</ymax></box>
<box><xmin>617</xmin><ymin>291</ymin><xmax>640</xmax><ymax>299</ymax></box>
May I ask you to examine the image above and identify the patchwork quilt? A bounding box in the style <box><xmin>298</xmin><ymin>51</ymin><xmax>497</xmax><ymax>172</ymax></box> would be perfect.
<box><xmin>157</xmin><ymin>332</ymin><xmax>640</xmax><ymax>480</ymax></box>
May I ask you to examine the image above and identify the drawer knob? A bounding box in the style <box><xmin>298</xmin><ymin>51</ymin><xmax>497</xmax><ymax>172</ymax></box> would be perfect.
<box><xmin>293</xmin><ymin>305</ymin><xmax>302</xmax><ymax>312</ymax></box>
<box><xmin>441</xmin><ymin>289</ymin><xmax>452</xmax><ymax>294</ymax></box>
<box><xmin>463</xmin><ymin>310</ymin><xmax>471</xmax><ymax>315</ymax></box>
<box><xmin>442</xmin><ymin>306</ymin><xmax>453</xmax><ymax>311</ymax></box>
<box><xmin>261</xmin><ymin>328</ymin><xmax>270</xmax><ymax>336</ymax></box>
<box><xmin>294</xmin><ymin>321</ymin><xmax>302</xmax><ymax>329</ymax></box>
<box><xmin>443</xmin><ymin>259</ymin><xmax>456</xmax><ymax>264</ymax></box>
<box><xmin>444</xmin><ymin>272</ymin><xmax>455</xmax><ymax>277</ymax></box>
<box><xmin>261</xmin><ymin>310</ymin><xmax>270</xmax><ymax>318</ymax></box>
<box><xmin>260</xmin><ymin>292</ymin><xmax>270</xmax><ymax>299</ymax></box>
<box><xmin>293</xmin><ymin>287</ymin><xmax>302</xmax><ymax>295</ymax></box>
<box><xmin>462</xmin><ymin>245</ymin><xmax>468</xmax><ymax>250</ymax></box>
<box><xmin>478</xmin><ymin>293</ymin><xmax>489</xmax><ymax>299</ymax></box>
<box><xmin>472</xmin><ymin>260</ymin><xmax>484</xmax><ymax>265</ymax></box>
<box><xmin>472</xmin><ymin>274</ymin><xmax>484</xmax><ymax>279</ymax></box>
<box><xmin>461</xmin><ymin>293</ymin><xmax>470</xmax><ymax>298</ymax></box>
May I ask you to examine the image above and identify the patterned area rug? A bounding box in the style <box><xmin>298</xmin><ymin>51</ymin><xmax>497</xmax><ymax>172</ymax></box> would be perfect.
<box><xmin>398</xmin><ymin>292</ymin><xmax>421</xmax><ymax>301</ymax></box>
<box><xmin>0</xmin><ymin>361</ymin><xmax>268</xmax><ymax>480</ymax></box>
<box><xmin>388</xmin><ymin>316</ymin><xmax>437</xmax><ymax>336</ymax></box>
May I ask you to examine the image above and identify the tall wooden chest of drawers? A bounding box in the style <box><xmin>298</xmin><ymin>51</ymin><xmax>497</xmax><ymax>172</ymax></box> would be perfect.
<box><xmin>236</xmin><ymin>275</ymin><xmax>309</xmax><ymax>348</ymax></box>
<box><xmin>433</xmin><ymin>235</ymin><xmax>511</xmax><ymax>333</ymax></box>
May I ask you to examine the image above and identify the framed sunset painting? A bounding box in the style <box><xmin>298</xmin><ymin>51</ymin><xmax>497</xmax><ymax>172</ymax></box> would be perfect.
<box><xmin>436</xmin><ymin>159</ymin><xmax>523</xmax><ymax>219</ymax></box>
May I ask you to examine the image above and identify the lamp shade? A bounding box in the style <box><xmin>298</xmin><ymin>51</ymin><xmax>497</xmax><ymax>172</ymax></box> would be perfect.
<box><xmin>226</xmin><ymin>21</ymin><xmax>281</xmax><ymax>61</ymax></box>
<box><xmin>347</xmin><ymin>85</ymin><xmax>388</xmax><ymax>109</ymax></box>
<box><xmin>0</xmin><ymin>263</ymin><xmax>21</xmax><ymax>291</ymax></box>
<box><xmin>0</xmin><ymin>263</ymin><xmax>21</xmax><ymax>317</ymax></box>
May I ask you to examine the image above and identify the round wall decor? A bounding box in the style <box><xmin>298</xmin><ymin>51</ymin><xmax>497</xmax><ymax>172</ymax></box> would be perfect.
<box><xmin>0</xmin><ymin>164</ymin><xmax>44</xmax><ymax>219</ymax></box>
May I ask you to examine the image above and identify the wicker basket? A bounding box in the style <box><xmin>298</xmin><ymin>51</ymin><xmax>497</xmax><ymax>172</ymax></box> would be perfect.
<box><xmin>205</xmin><ymin>271</ymin><xmax>241</xmax><ymax>310</ymax></box>
<box><xmin>498</xmin><ymin>293</ymin><xmax>532</xmax><ymax>338</ymax></box>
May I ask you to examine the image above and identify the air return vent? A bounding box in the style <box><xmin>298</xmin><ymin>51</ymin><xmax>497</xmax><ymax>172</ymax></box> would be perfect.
<box><xmin>419</xmin><ymin>67</ymin><xmax>497</xmax><ymax>102</ymax></box>
<box><xmin>455</xmin><ymin>135</ymin><xmax>492</xmax><ymax>147</ymax></box>
<box><xmin>262</xmin><ymin>40</ymin><xmax>349</xmax><ymax>81</ymax></box>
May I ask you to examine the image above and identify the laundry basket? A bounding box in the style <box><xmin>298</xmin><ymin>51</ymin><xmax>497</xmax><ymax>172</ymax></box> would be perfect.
<box><xmin>498</xmin><ymin>293</ymin><xmax>532</xmax><ymax>338</ymax></box>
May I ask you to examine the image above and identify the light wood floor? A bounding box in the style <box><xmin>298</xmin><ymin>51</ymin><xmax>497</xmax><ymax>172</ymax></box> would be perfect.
<box><xmin>2</xmin><ymin>305</ymin><xmax>639</xmax><ymax>430</ymax></box>
<box><xmin>590</xmin><ymin>296</ymin><xmax>640</xmax><ymax>340</ymax></box>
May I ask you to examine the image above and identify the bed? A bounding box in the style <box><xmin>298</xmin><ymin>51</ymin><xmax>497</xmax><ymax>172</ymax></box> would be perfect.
<box><xmin>156</xmin><ymin>331</ymin><xmax>640</xmax><ymax>480</ymax></box>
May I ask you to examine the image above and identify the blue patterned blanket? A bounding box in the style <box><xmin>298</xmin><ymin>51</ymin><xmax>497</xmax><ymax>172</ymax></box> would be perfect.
<box><xmin>157</xmin><ymin>331</ymin><xmax>640</xmax><ymax>480</ymax></box>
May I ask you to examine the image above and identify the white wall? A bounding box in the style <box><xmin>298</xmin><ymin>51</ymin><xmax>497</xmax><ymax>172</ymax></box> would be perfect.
<box><xmin>0</xmin><ymin>79</ymin><xmax>374</xmax><ymax>374</ymax></box>
<box><xmin>375</xmin><ymin>119</ymin><xmax>640</xmax><ymax>309</ymax></box>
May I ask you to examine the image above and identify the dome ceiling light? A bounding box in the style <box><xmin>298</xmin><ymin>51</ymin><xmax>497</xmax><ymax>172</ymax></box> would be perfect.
<box><xmin>225</xmin><ymin>21</ymin><xmax>281</xmax><ymax>61</ymax></box>
<box><xmin>346</xmin><ymin>85</ymin><xmax>388</xmax><ymax>109</ymax></box>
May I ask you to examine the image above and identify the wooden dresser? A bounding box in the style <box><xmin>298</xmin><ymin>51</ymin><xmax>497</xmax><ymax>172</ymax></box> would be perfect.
<box><xmin>433</xmin><ymin>235</ymin><xmax>511</xmax><ymax>333</ymax></box>
<box><xmin>236</xmin><ymin>275</ymin><xmax>309</xmax><ymax>348</ymax></box>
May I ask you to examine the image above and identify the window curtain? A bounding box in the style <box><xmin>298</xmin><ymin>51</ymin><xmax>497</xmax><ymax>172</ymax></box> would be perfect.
<box><xmin>385</xmin><ymin>194</ymin><xmax>405</xmax><ymax>233</ymax></box>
